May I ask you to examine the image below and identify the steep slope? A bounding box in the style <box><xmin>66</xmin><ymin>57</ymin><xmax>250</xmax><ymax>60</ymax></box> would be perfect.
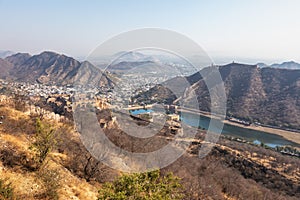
<box><xmin>5</xmin><ymin>53</ymin><xmax>31</xmax><ymax>66</ymax></box>
<box><xmin>0</xmin><ymin>58</ymin><xmax>14</xmax><ymax>79</ymax></box>
<box><xmin>218</xmin><ymin>63</ymin><xmax>267</xmax><ymax>117</ymax></box>
<box><xmin>74</xmin><ymin>61</ymin><xmax>113</xmax><ymax>87</ymax></box>
<box><xmin>192</xmin><ymin>64</ymin><xmax>300</xmax><ymax>128</ymax></box>
<box><xmin>11</xmin><ymin>51</ymin><xmax>82</xmax><ymax>84</ymax></box>
<box><xmin>0</xmin><ymin>105</ymin><xmax>99</xmax><ymax>199</ymax></box>
<box><xmin>258</xmin><ymin>68</ymin><xmax>300</xmax><ymax>128</ymax></box>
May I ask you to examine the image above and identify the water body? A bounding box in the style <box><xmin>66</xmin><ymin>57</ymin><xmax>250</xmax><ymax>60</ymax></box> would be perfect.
<box><xmin>130</xmin><ymin>109</ymin><xmax>153</xmax><ymax>115</ymax></box>
<box><xmin>180</xmin><ymin>112</ymin><xmax>299</xmax><ymax>148</ymax></box>
<box><xmin>129</xmin><ymin>109</ymin><xmax>299</xmax><ymax>148</ymax></box>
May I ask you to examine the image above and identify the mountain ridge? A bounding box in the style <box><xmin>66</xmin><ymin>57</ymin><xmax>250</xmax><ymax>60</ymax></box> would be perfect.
<box><xmin>1</xmin><ymin>51</ymin><xmax>113</xmax><ymax>87</ymax></box>
<box><xmin>0</xmin><ymin>50</ymin><xmax>15</xmax><ymax>59</ymax></box>
<box><xmin>257</xmin><ymin>61</ymin><xmax>300</xmax><ymax>69</ymax></box>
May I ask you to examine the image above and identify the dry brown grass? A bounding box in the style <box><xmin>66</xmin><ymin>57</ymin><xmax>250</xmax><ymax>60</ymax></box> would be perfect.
<box><xmin>0</xmin><ymin>104</ymin><xmax>99</xmax><ymax>199</ymax></box>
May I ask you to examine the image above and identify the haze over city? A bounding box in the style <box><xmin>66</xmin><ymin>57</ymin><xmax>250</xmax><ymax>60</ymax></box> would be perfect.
<box><xmin>1</xmin><ymin>0</ymin><xmax>300</xmax><ymax>64</ymax></box>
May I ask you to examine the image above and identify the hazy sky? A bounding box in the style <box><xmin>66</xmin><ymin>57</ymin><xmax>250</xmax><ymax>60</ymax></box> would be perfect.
<box><xmin>1</xmin><ymin>0</ymin><xmax>300</xmax><ymax>64</ymax></box>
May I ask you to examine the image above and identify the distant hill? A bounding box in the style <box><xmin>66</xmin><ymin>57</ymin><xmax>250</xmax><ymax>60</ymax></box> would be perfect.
<box><xmin>256</xmin><ymin>62</ymin><xmax>268</xmax><ymax>68</ymax></box>
<box><xmin>0</xmin><ymin>50</ymin><xmax>15</xmax><ymax>59</ymax></box>
<box><xmin>271</xmin><ymin>61</ymin><xmax>300</xmax><ymax>69</ymax></box>
<box><xmin>135</xmin><ymin>63</ymin><xmax>300</xmax><ymax>130</ymax></box>
<box><xmin>87</xmin><ymin>51</ymin><xmax>160</xmax><ymax>70</ymax></box>
<box><xmin>112</xmin><ymin>51</ymin><xmax>155</xmax><ymax>62</ymax></box>
<box><xmin>1</xmin><ymin>51</ymin><xmax>113</xmax><ymax>87</ymax></box>
<box><xmin>109</xmin><ymin>60</ymin><xmax>156</xmax><ymax>71</ymax></box>
<box><xmin>0</xmin><ymin>58</ymin><xmax>14</xmax><ymax>79</ymax></box>
<box><xmin>257</xmin><ymin>61</ymin><xmax>300</xmax><ymax>70</ymax></box>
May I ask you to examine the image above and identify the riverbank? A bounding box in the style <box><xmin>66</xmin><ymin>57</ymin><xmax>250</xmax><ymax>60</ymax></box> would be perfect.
<box><xmin>223</xmin><ymin>119</ymin><xmax>300</xmax><ymax>146</ymax></box>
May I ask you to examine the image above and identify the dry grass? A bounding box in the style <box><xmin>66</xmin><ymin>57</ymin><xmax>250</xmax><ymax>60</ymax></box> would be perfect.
<box><xmin>0</xmin><ymin>105</ymin><xmax>99</xmax><ymax>199</ymax></box>
<box><xmin>217</xmin><ymin>144</ymin><xmax>300</xmax><ymax>183</ymax></box>
<box><xmin>0</xmin><ymin>157</ymin><xmax>98</xmax><ymax>199</ymax></box>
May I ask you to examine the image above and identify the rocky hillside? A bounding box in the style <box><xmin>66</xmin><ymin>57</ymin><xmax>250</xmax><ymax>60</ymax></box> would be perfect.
<box><xmin>1</xmin><ymin>51</ymin><xmax>113</xmax><ymax>87</ymax></box>
<box><xmin>135</xmin><ymin>63</ymin><xmax>300</xmax><ymax>129</ymax></box>
<box><xmin>1</xmin><ymin>96</ymin><xmax>299</xmax><ymax>199</ymax></box>
<box><xmin>0</xmin><ymin>58</ymin><xmax>13</xmax><ymax>79</ymax></box>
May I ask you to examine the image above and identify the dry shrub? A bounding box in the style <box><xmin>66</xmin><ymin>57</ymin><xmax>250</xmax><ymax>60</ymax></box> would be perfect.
<box><xmin>0</xmin><ymin>178</ymin><xmax>15</xmax><ymax>200</ymax></box>
<box><xmin>35</xmin><ymin>167</ymin><xmax>61</xmax><ymax>200</ymax></box>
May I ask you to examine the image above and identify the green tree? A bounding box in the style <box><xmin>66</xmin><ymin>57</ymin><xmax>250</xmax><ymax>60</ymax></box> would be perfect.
<box><xmin>30</xmin><ymin>118</ymin><xmax>57</xmax><ymax>170</ymax></box>
<box><xmin>98</xmin><ymin>170</ymin><xmax>184</xmax><ymax>200</ymax></box>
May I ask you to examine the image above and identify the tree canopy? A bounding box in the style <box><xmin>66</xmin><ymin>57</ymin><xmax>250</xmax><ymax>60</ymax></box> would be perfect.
<box><xmin>98</xmin><ymin>170</ymin><xmax>184</xmax><ymax>200</ymax></box>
